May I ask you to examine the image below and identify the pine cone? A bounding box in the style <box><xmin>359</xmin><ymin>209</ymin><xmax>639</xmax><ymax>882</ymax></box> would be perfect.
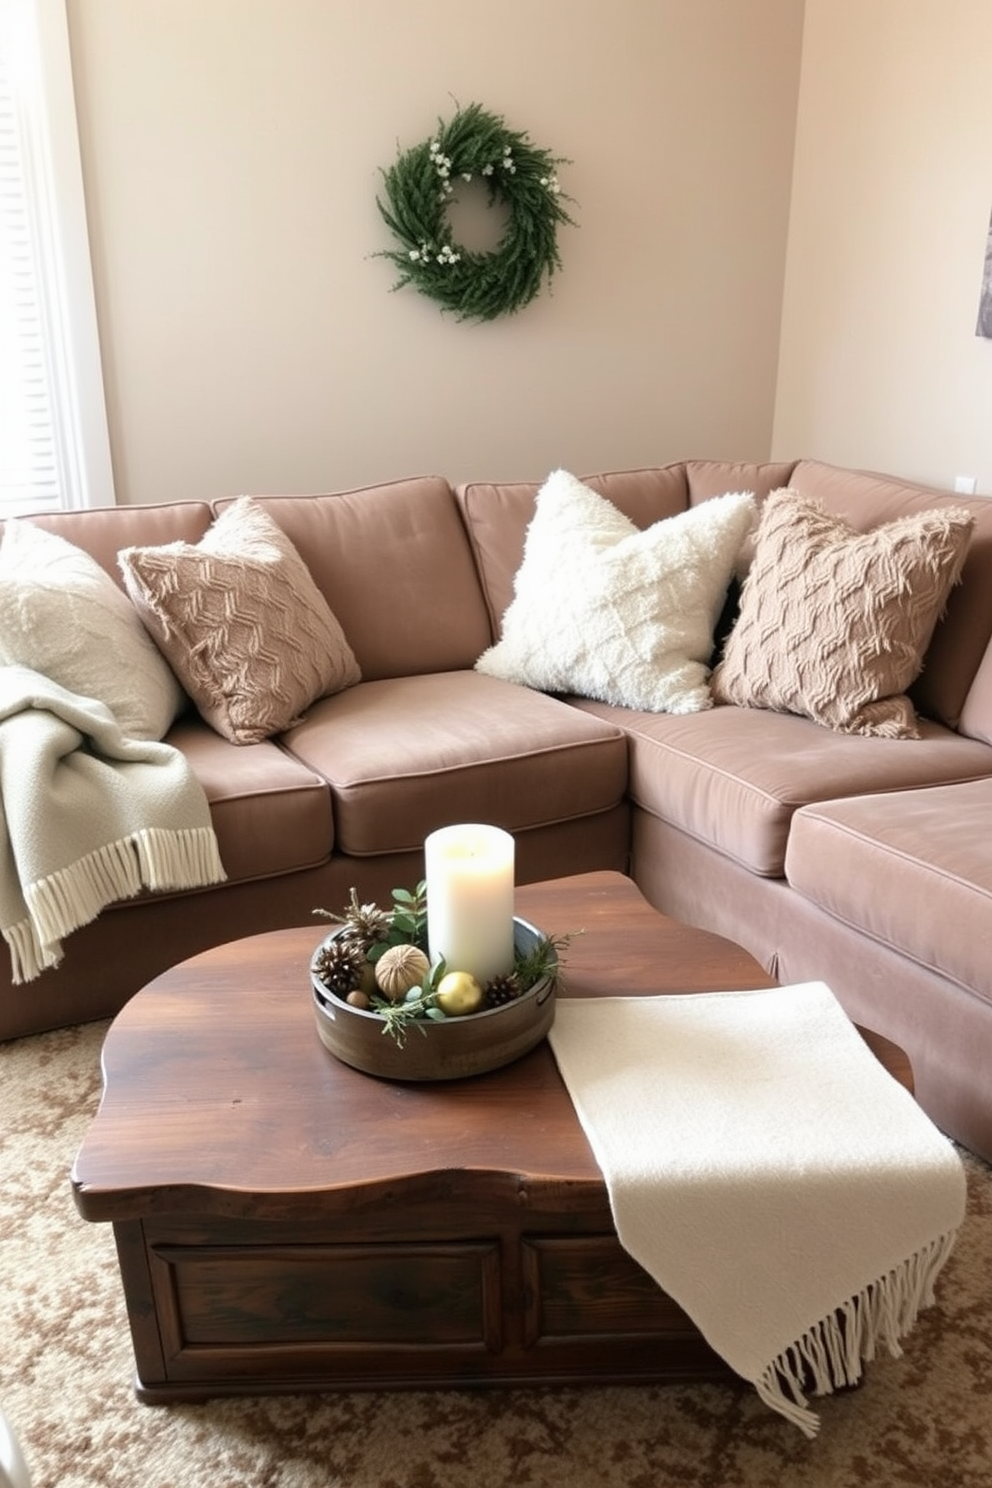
<box><xmin>314</xmin><ymin>938</ymin><xmax>366</xmax><ymax>998</ymax></box>
<box><xmin>335</xmin><ymin>887</ymin><xmax>391</xmax><ymax>952</ymax></box>
<box><xmin>485</xmin><ymin>972</ymin><xmax>523</xmax><ymax>1008</ymax></box>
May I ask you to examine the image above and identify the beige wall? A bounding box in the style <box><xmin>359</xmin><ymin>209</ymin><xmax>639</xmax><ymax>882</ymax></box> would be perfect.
<box><xmin>66</xmin><ymin>0</ymin><xmax>803</xmax><ymax>506</ymax></box>
<box><xmin>774</xmin><ymin>0</ymin><xmax>992</xmax><ymax>494</ymax></box>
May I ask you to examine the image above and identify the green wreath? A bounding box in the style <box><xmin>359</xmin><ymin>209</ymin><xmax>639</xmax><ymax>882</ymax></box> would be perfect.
<box><xmin>376</xmin><ymin>102</ymin><xmax>576</xmax><ymax>322</ymax></box>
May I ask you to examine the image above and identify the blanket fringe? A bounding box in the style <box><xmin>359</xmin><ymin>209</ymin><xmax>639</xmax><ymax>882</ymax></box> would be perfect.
<box><xmin>2</xmin><ymin>916</ymin><xmax>54</xmax><ymax>984</ymax></box>
<box><xmin>754</xmin><ymin>1229</ymin><xmax>959</xmax><ymax>1437</ymax></box>
<box><xmin>131</xmin><ymin>826</ymin><xmax>227</xmax><ymax>894</ymax></box>
<box><xmin>5</xmin><ymin>829</ymin><xmax>227</xmax><ymax>983</ymax></box>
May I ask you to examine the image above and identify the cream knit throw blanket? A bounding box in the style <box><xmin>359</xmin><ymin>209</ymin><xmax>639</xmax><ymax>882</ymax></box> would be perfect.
<box><xmin>0</xmin><ymin>665</ymin><xmax>226</xmax><ymax>983</ymax></box>
<box><xmin>547</xmin><ymin>982</ymin><xmax>967</xmax><ymax>1437</ymax></box>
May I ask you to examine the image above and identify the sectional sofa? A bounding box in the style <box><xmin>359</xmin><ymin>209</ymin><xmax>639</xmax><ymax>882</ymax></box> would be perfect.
<box><xmin>2</xmin><ymin>459</ymin><xmax>991</xmax><ymax>1163</ymax></box>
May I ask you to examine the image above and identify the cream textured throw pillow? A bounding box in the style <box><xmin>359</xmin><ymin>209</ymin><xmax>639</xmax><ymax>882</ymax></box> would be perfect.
<box><xmin>475</xmin><ymin>470</ymin><xmax>757</xmax><ymax>713</ymax></box>
<box><xmin>711</xmin><ymin>488</ymin><xmax>975</xmax><ymax>738</ymax></box>
<box><xmin>120</xmin><ymin>497</ymin><xmax>361</xmax><ymax>745</ymax></box>
<box><xmin>0</xmin><ymin>519</ymin><xmax>185</xmax><ymax>741</ymax></box>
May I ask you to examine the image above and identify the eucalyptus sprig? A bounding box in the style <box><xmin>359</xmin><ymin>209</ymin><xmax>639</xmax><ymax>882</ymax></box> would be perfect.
<box><xmin>366</xmin><ymin>881</ymin><xmax>429</xmax><ymax>963</ymax></box>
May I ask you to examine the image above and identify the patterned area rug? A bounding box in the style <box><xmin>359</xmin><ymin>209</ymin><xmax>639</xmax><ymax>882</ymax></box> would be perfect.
<box><xmin>2</xmin><ymin>1021</ymin><xmax>991</xmax><ymax>1488</ymax></box>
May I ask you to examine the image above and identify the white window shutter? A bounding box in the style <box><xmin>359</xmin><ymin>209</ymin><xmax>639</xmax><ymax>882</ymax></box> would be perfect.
<box><xmin>0</xmin><ymin>0</ymin><xmax>114</xmax><ymax>516</ymax></box>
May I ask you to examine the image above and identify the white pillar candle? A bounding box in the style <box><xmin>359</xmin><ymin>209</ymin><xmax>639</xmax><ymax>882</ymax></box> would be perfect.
<box><xmin>425</xmin><ymin>824</ymin><xmax>515</xmax><ymax>987</ymax></box>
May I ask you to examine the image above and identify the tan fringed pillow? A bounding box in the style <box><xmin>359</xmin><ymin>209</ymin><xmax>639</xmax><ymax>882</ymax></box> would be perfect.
<box><xmin>119</xmin><ymin>497</ymin><xmax>361</xmax><ymax>744</ymax></box>
<box><xmin>710</xmin><ymin>489</ymin><xmax>974</xmax><ymax>738</ymax></box>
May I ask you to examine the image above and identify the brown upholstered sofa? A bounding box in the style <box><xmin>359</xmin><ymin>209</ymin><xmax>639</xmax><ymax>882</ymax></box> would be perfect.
<box><xmin>3</xmin><ymin>459</ymin><xmax>992</xmax><ymax>1163</ymax></box>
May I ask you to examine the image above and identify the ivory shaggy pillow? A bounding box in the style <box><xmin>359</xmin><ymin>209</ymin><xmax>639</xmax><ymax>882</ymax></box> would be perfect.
<box><xmin>475</xmin><ymin>470</ymin><xmax>757</xmax><ymax>713</ymax></box>
<box><xmin>119</xmin><ymin>496</ymin><xmax>361</xmax><ymax>745</ymax></box>
<box><xmin>710</xmin><ymin>489</ymin><xmax>974</xmax><ymax>738</ymax></box>
<box><xmin>0</xmin><ymin>518</ymin><xmax>185</xmax><ymax>740</ymax></box>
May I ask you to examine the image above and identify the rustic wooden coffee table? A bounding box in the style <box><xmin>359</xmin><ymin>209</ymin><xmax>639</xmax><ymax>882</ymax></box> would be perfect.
<box><xmin>71</xmin><ymin>871</ymin><xmax>911</xmax><ymax>1403</ymax></box>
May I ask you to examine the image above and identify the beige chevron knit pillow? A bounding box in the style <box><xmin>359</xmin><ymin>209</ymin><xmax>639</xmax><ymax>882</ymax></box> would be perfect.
<box><xmin>120</xmin><ymin>497</ymin><xmax>360</xmax><ymax>744</ymax></box>
<box><xmin>711</xmin><ymin>489</ymin><xmax>974</xmax><ymax>738</ymax></box>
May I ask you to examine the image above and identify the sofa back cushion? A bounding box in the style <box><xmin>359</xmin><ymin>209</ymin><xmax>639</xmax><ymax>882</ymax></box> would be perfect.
<box><xmin>458</xmin><ymin>464</ymin><xmax>802</xmax><ymax>639</ymax></box>
<box><xmin>685</xmin><ymin>460</ymin><xmax>797</xmax><ymax>504</ymax></box>
<box><xmin>22</xmin><ymin>502</ymin><xmax>214</xmax><ymax>588</ymax></box>
<box><xmin>788</xmin><ymin>461</ymin><xmax>992</xmax><ymax>732</ymax></box>
<box><xmin>213</xmin><ymin>478</ymin><xmax>492</xmax><ymax>680</ymax></box>
<box><xmin>456</xmin><ymin>466</ymin><xmax>692</xmax><ymax>635</ymax></box>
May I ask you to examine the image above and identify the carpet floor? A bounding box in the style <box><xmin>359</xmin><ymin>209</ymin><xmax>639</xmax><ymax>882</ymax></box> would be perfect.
<box><xmin>1</xmin><ymin>1019</ymin><xmax>991</xmax><ymax>1488</ymax></box>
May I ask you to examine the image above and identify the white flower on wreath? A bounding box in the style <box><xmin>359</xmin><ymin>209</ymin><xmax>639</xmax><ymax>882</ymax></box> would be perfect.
<box><xmin>429</xmin><ymin>142</ymin><xmax>453</xmax><ymax>179</ymax></box>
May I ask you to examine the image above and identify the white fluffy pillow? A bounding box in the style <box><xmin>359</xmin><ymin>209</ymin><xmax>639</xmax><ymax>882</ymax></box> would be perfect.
<box><xmin>475</xmin><ymin>470</ymin><xmax>757</xmax><ymax>714</ymax></box>
<box><xmin>0</xmin><ymin>518</ymin><xmax>186</xmax><ymax>740</ymax></box>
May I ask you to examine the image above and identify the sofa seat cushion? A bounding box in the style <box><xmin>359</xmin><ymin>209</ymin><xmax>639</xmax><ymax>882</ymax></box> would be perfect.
<box><xmin>785</xmin><ymin>780</ymin><xmax>992</xmax><ymax>1007</ymax></box>
<box><xmin>280</xmin><ymin>672</ymin><xmax>628</xmax><ymax>857</ymax></box>
<box><xmin>169</xmin><ymin>719</ymin><xmax>333</xmax><ymax>880</ymax></box>
<box><xmin>570</xmin><ymin>698</ymin><xmax>992</xmax><ymax>877</ymax></box>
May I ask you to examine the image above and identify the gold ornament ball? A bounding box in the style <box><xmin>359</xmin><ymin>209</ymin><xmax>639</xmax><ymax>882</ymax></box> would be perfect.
<box><xmin>435</xmin><ymin>971</ymin><xmax>485</xmax><ymax>1017</ymax></box>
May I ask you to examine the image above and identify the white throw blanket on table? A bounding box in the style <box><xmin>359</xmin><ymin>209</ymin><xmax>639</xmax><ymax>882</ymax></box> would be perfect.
<box><xmin>547</xmin><ymin>982</ymin><xmax>967</xmax><ymax>1437</ymax></box>
<box><xmin>0</xmin><ymin>665</ymin><xmax>226</xmax><ymax>983</ymax></box>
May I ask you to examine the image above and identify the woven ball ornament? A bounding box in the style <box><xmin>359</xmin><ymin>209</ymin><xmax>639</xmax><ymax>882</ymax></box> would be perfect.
<box><xmin>376</xmin><ymin>102</ymin><xmax>576</xmax><ymax>322</ymax></box>
<box><xmin>374</xmin><ymin>943</ymin><xmax>431</xmax><ymax>1001</ymax></box>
